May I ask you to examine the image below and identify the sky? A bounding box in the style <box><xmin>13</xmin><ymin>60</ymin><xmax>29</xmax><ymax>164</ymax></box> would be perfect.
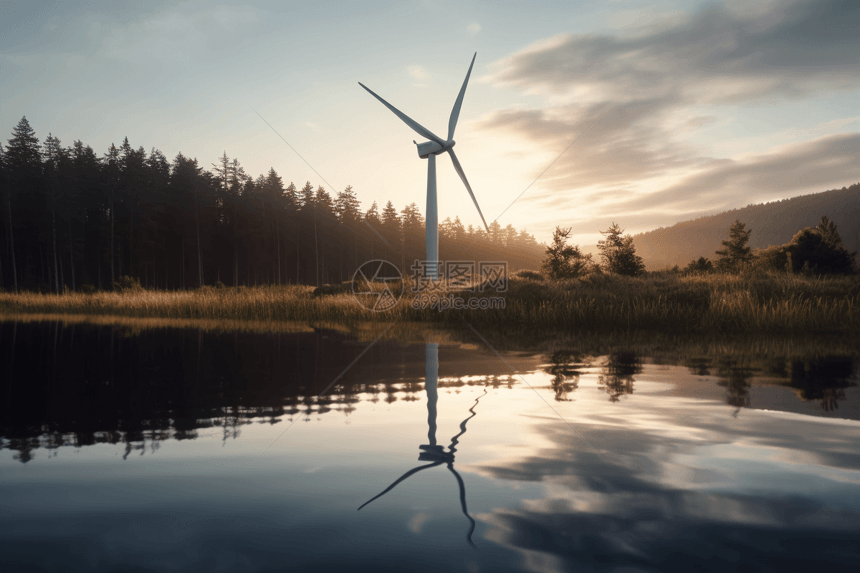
<box><xmin>2</xmin><ymin>0</ymin><xmax>859</xmax><ymax>246</ymax></box>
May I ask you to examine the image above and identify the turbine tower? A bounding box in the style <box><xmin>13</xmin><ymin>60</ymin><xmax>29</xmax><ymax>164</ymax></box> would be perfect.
<box><xmin>359</xmin><ymin>53</ymin><xmax>490</xmax><ymax>280</ymax></box>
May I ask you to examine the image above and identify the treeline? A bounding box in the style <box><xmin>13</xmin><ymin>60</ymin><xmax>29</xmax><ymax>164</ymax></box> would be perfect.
<box><xmin>685</xmin><ymin>216</ymin><xmax>857</xmax><ymax>275</ymax></box>
<box><xmin>542</xmin><ymin>217</ymin><xmax>857</xmax><ymax>280</ymax></box>
<box><xmin>0</xmin><ymin>117</ymin><xmax>544</xmax><ymax>293</ymax></box>
<box><xmin>632</xmin><ymin>183</ymin><xmax>860</xmax><ymax>270</ymax></box>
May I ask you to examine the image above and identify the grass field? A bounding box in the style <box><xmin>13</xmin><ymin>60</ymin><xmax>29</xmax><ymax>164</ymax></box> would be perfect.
<box><xmin>1</xmin><ymin>271</ymin><xmax>858</xmax><ymax>334</ymax></box>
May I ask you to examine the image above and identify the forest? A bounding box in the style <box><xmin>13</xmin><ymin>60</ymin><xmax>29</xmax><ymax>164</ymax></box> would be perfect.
<box><xmin>0</xmin><ymin>117</ymin><xmax>545</xmax><ymax>293</ymax></box>
<box><xmin>632</xmin><ymin>183</ymin><xmax>860</xmax><ymax>269</ymax></box>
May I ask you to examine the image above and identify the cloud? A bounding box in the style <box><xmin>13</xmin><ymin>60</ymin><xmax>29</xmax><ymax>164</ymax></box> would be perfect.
<box><xmin>475</xmin><ymin>97</ymin><xmax>703</xmax><ymax>189</ymax></box>
<box><xmin>475</xmin><ymin>0</ymin><xmax>860</xmax><ymax>237</ymax></box>
<box><xmin>407</xmin><ymin>65</ymin><xmax>429</xmax><ymax>81</ymax></box>
<box><xmin>93</xmin><ymin>4</ymin><xmax>262</xmax><ymax>65</ymax></box>
<box><xmin>467</xmin><ymin>23</ymin><xmax>481</xmax><ymax>35</ymax></box>
<box><xmin>487</xmin><ymin>0</ymin><xmax>860</xmax><ymax>105</ymax></box>
<box><xmin>470</xmin><ymin>387</ymin><xmax>860</xmax><ymax>572</ymax></box>
<box><xmin>621</xmin><ymin>132</ymin><xmax>860</xmax><ymax>216</ymax></box>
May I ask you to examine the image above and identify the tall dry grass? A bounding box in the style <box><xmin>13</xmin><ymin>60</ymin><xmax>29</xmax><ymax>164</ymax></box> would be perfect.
<box><xmin>1</xmin><ymin>271</ymin><xmax>858</xmax><ymax>333</ymax></box>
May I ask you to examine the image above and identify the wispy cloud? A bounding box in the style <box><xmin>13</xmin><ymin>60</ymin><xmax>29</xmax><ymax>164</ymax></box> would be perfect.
<box><xmin>488</xmin><ymin>0</ymin><xmax>860</xmax><ymax>105</ymax></box>
<box><xmin>94</xmin><ymin>4</ymin><xmax>262</xmax><ymax>65</ymax></box>
<box><xmin>407</xmin><ymin>64</ymin><xmax>429</xmax><ymax>81</ymax></box>
<box><xmin>467</xmin><ymin>22</ymin><xmax>481</xmax><ymax>34</ymax></box>
<box><xmin>475</xmin><ymin>0</ymin><xmax>860</xmax><ymax>237</ymax></box>
<box><xmin>407</xmin><ymin>64</ymin><xmax>430</xmax><ymax>87</ymax></box>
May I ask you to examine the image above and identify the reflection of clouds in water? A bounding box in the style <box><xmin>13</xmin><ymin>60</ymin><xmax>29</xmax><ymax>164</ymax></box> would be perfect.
<box><xmin>470</xmin><ymin>393</ymin><xmax>860</xmax><ymax>572</ymax></box>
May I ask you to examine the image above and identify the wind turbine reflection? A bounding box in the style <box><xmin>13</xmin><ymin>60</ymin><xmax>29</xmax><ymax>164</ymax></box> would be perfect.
<box><xmin>358</xmin><ymin>343</ymin><xmax>487</xmax><ymax>547</ymax></box>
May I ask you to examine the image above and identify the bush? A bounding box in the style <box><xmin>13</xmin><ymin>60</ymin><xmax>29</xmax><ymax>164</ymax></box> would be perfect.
<box><xmin>80</xmin><ymin>284</ymin><xmax>97</xmax><ymax>294</ymax></box>
<box><xmin>115</xmin><ymin>276</ymin><xmax>143</xmax><ymax>293</ymax></box>
<box><xmin>214</xmin><ymin>280</ymin><xmax>226</xmax><ymax>289</ymax></box>
<box><xmin>787</xmin><ymin>227</ymin><xmax>856</xmax><ymax>275</ymax></box>
<box><xmin>686</xmin><ymin>257</ymin><xmax>714</xmax><ymax>274</ymax></box>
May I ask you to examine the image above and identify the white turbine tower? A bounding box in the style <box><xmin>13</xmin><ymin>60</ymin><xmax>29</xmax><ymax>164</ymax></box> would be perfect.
<box><xmin>359</xmin><ymin>53</ymin><xmax>490</xmax><ymax>280</ymax></box>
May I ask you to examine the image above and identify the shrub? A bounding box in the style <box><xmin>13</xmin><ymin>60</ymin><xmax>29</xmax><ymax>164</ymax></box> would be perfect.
<box><xmin>686</xmin><ymin>257</ymin><xmax>714</xmax><ymax>273</ymax></box>
<box><xmin>115</xmin><ymin>276</ymin><xmax>143</xmax><ymax>293</ymax></box>
<box><xmin>787</xmin><ymin>227</ymin><xmax>856</xmax><ymax>275</ymax></box>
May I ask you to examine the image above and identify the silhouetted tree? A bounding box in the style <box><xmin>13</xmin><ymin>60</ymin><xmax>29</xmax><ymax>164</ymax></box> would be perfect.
<box><xmin>715</xmin><ymin>220</ymin><xmax>752</xmax><ymax>271</ymax></box>
<box><xmin>598</xmin><ymin>222</ymin><xmax>645</xmax><ymax>276</ymax></box>
<box><xmin>542</xmin><ymin>226</ymin><xmax>592</xmax><ymax>279</ymax></box>
<box><xmin>686</xmin><ymin>256</ymin><xmax>714</xmax><ymax>273</ymax></box>
<box><xmin>787</xmin><ymin>223</ymin><xmax>855</xmax><ymax>275</ymax></box>
<box><xmin>0</xmin><ymin>118</ymin><xmax>545</xmax><ymax>291</ymax></box>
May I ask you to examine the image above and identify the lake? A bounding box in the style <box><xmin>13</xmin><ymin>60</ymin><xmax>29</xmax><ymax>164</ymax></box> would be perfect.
<box><xmin>2</xmin><ymin>317</ymin><xmax>860</xmax><ymax>572</ymax></box>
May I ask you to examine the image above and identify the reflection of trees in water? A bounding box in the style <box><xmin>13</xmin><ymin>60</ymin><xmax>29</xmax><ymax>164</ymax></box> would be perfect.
<box><xmin>685</xmin><ymin>357</ymin><xmax>711</xmax><ymax>377</ymax></box>
<box><xmin>598</xmin><ymin>351</ymin><xmax>640</xmax><ymax>402</ymax></box>
<box><xmin>712</xmin><ymin>356</ymin><xmax>857</xmax><ymax>414</ymax></box>
<box><xmin>784</xmin><ymin>357</ymin><xmax>857</xmax><ymax>412</ymax></box>
<box><xmin>716</xmin><ymin>358</ymin><xmax>755</xmax><ymax>416</ymax></box>
<box><xmin>543</xmin><ymin>351</ymin><xmax>588</xmax><ymax>401</ymax></box>
<box><xmin>0</xmin><ymin>322</ymin><xmax>512</xmax><ymax>463</ymax></box>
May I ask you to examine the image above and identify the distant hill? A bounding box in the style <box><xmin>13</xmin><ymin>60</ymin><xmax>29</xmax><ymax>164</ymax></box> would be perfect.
<box><xmin>632</xmin><ymin>183</ymin><xmax>860</xmax><ymax>270</ymax></box>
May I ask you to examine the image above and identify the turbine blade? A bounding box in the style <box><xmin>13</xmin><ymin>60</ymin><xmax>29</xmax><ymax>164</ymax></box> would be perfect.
<box><xmin>448</xmin><ymin>53</ymin><xmax>476</xmax><ymax>142</ymax></box>
<box><xmin>358</xmin><ymin>82</ymin><xmax>444</xmax><ymax>145</ymax></box>
<box><xmin>447</xmin><ymin>148</ymin><xmax>489</xmax><ymax>233</ymax></box>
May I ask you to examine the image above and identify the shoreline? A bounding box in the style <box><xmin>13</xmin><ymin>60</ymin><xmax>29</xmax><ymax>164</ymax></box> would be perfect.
<box><xmin>1</xmin><ymin>272</ymin><xmax>858</xmax><ymax>334</ymax></box>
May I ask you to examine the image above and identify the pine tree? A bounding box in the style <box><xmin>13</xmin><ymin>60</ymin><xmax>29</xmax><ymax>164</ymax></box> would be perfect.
<box><xmin>715</xmin><ymin>220</ymin><xmax>752</xmax><ymax>271</ymax></box>
<box><xmin>816</xmin><ymin>215</ymin><xmax>843</xmax><ymax>248</ymax></box>
<box><xmin>103</xmin><ymin>143</ymin><xmax>122</xmax><ymax>289</ymax></box>
<box><xmin>598</xmin><ymin>222</ymin><xmax>645</xmax><ymax>276</ymax></box>
<box><xmin>0</xmin><ymin>143</ymin><xmax>9</xmax><ymax>291</ymax></box>
<box><xmin>43</xmin><ymin>133</ymin><xmax>64</xmax><ymax>293</ymax></box>
<box><xmin>488</xmin><ymin>220</ymin><xmax>502</xmax><ymax>243</ymax></box>
<box><xmin>365</xmin><ymin>201</ymin><xmax>380</xmax><ymax>225</ymax></box>
<box><xmin>335</xmin><ymin>185</ymin><xmax>361</xmax><ymax>276</ymax></box>
<box><xmin>542</xmin><ymin>226</ymin><xmax>592</xmax><ymax>279</ymax></box>
<box><xmin>5</xmin><ymin>116</ymin><xmax>41</xmax><ymax>172</ymax></box>
<box><xmin>226</xmin><ymin>158</ymin><xmax>248</xmax><ymax>286</ymax></box>
<box><xmin>4</xmin><ymin>117</ymin><xmax>42</xmax><ymax>292</ymax></box>
<box><xmin>334</xmin><ymin>185</ymin><xmax>361</xmax><ymax>224</ymax></box>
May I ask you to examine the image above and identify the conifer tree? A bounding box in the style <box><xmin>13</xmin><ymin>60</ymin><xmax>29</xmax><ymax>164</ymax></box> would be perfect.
<box><xmin>715</xmin><ymin>220</ymin><xmax>752</xmax><ymax>271</ymax></box>
<box><xmin>598</xmin><ymin>222</ymin><xmax>645</xmax><ymax>276</ymax></box>
<box><xmin>542</xmin><ymin>226</ymin><xmax>592</xmax><ymax>279</ymax></box>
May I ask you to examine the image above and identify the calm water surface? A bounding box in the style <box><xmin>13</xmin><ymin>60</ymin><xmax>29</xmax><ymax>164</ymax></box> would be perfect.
<box><xmin>1</xmin><ymin>319</ymin><xmax>859</xmax><ymax>572</ymax></box>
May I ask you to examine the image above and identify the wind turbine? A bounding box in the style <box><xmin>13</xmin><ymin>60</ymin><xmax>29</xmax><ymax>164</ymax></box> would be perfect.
<box><xmin>359</xmin><ymin>53</ymin><xmax>490</xmax><ymax>280</ymax></box>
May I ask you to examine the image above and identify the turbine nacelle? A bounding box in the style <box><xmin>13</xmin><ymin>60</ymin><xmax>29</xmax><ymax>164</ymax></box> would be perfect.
<box><xmin>414</xmin><ymin>139</ymin><xmax>454</xmax><ymax>159</ymax></box>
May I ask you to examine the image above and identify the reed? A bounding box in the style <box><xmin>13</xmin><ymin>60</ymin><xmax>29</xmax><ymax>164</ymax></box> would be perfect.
<box><xmin>1</xmin><ymin>271</ymin><xmax>858</xmax><ymax>334</ymax></box>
